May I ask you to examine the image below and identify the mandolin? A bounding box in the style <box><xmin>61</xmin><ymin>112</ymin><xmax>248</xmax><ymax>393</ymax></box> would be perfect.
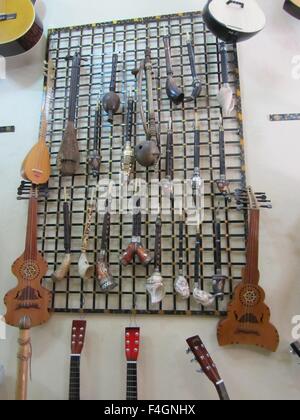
<box><xmin>186</xmin><ymin>335</ymin><xmax>230</xmax><ymax>401</ymax></box>
<box><xmin>4</xmin><ymin>185</ymin><xmax>51</xmax><ymax>400</ymax></box>
<box><xmin>284</xmin><ymin>0</ymin><xmax>300</xmax><ymax>19</ymax></box>
<box><xmin>125</xmin><ymin>327</ymin><xmax>140</xmax><ymax>401</ymax></box>
<box><xmin>217</xmin><ymin>187</ymin><xmax>279</xmax><ymax>352</ymax></box>
<box><xmin>203</xmin><ymin>0</ymin><xmax>266</xmax><ymax>43</ymax></box>
<box><xmin>69</xmin><ymin>320</ymin><xmax>87</xmax><ymax>401</ymax></box>
<box><xmin>21</xmin><ymin>59</ymin><xmax>54</xmax><ymax>185</ymax></box>
<box><xmin>0</xmin><ymin>0</ymin><xmax>43</xmax><ymax>57</ymax></box>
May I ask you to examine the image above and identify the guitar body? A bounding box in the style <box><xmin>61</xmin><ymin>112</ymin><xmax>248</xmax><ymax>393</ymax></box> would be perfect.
<box><xmin>0</xmin><ymin>0</ymin><xmax>43</xmax><ymax>57</ymax></box>
<box><xmin>284</xmin><ymin>0</ymin><xmax>300</xmax><ymax>19</ymax></box>
<box><xmin>203</xmin><ymin>0</ymin><xmax>266</xmax><ymax>43</ymax></box>
<box><xmin>4</xmin><ymin>252</ymin><xmax>51</xmax><ymax>327</ymax></box>
<box><xmin>217</xmin><ymin>271</ymin><xmax>279</xmax><ymax>352</ymax></box>
<box><xmin>21</xmin><ymin>141</ymin><xmax>51</xmax><ymax>185</ymax></box>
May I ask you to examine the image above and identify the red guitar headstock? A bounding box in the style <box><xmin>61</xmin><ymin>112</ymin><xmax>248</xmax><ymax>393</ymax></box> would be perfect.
<box><xmin>125</xmin><ymin>327</ymin><xmax>140</xmax><ymax>362</ymax></box>
<box><xmin>71</xmin><ymin>320</ymin><xmax>87</xmax><ymax>355</ymax></box>
<box><xmin>186</xmin><ymin>336</ymin><xmax>221</xmax><ymax>385</ymax></box>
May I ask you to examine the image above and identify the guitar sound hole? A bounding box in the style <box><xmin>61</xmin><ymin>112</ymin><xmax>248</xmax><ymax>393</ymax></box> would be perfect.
<box><xmin>20</xmin><ymin>261</ymin><xmax>40</xmax><ymax>280</ymax></box>
<box><xmin>239</xmin><ymin>286</ymin><xmax>260</xmax><ymax>307</ymax></box>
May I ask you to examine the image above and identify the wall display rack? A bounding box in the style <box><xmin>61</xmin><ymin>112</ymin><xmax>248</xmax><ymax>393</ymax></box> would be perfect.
<box><xmin>31</xmin><ymin>11</ymin><xmax>247</xmax><ymax>316</ymax></box>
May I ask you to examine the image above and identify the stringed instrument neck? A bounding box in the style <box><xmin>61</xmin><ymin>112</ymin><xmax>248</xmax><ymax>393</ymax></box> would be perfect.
<box><xmin>24</xmin><ymin>195</ymin><xmax>38</xmax><ymax>260</ymax></box>
<box><xmin>243</xmin><ymin>208</ymin><xmax>260</xmax><ymax>284</ymax></box>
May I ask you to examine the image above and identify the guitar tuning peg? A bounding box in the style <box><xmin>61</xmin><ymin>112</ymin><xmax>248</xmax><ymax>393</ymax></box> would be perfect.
<box><xmin>190</xmin><ymin>357</ymin><xmax>196</xmax><ymax>363</ymax></box>
<box><xmin>196</xmin><ymin>369</ymin><xmax>203</xmax><ymax>374</ymax></box>
<box><xmin>186</xmin><ymin>348</ymin><xmax>192</xmax><ymax>354</ymax></box>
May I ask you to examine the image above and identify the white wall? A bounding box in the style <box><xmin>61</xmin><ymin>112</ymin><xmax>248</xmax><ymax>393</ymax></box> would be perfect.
<box><xmin>0</xmin><ymin>0</ymin><xmax>300</xmax><ymax>400</ymax></box>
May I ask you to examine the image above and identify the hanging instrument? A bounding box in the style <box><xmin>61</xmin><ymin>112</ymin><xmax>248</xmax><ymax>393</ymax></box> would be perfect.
<box><xmin>120</xmin><ymin>198</ymin><xmax>152</xmax><ymax>267</ymax></box>
<box><xmin>212</xmin><ymin>214</ymin><xmax>227</xmax><ymax>299</ymax></box>
<box><xmin>121</xmin><ymin>94</ymin><xmax>135</xmax><ymax>181</ymax></box>
<box><xmin>161</xmin><ymin>118</ymin><xmax>174</xmax><ymax>198</ymax></box>
<box><xmin>52</xmin><ymin>189</ymin><xmax>71</xmax><ymax>282</ymax></box>
<box><xmin>125</xmin><ymin>327</ymin><xmax>140</xmax><ymax>401</ymax></box>
<box><xmin>193</xmin><ymin>231</ymin><xmax>215</xmax><ymax>307</ymax></box>
<box><xmin>174</xmin><ymin>215</ymin><xmax>190</xmax><ymax>299</ymax></box>
<box><xmin>133</xmin><ymin>48</ymin><xmax>160</xmax><ymax>168</ymax></box>
<box><xmin>218</xmin><ymin>187</ymin><xmax>279</xmax><ymax>352</ymax></box>
<box><xmin>186</xmin><ymin>32</ymin><xmax>202</xmax><ymax>102</ymax></box>
<box><xmin>21</xmin><ymin>59</ymin><xmax>54</xmax><ymax>185</ymax></box>
<box><xmin>217</xmin><ymin>43</ymin><xmax>235</xmax><ymax>118</ymax></box>
<box><xmin>0</xmin><ymin>0</ymin><xmax>43</xmax><ymax>57</ymax></box>
<box><xmin>191</xmin><ymin>116</ymin><xmax>205</xmax><ymax>225</ymax></box>
<box><xmin>163</xmin><ymin>33</ymin><xmax>184</xmax><ymax>105</ymax></box>
<box><xmin>203</xmin><ymin>0</ymin><xmax>266</xmax><ymax>43</ymax></box>
<box><xmin>4</xmin><ymin>185</ymin><xmax>52</xmax><ymax>400</ymax></box>
<box><xmin>186</xmin><ymin>335</ymin><xmax>230</xmax><ymax>401</ymax></box>
<box><xmin>69</xmin><ymin>320</ymin><xmax>87</xmax><ymax>401</ymax></box>
<box><xmin>78</xmin><ymin>189</ymin><xmax>96</xmax><ymax>281</ymax></box>
<box><xmin>89</xmin><ymin>104</ymin><xmax>102</xmax><ymax>178</ymax></box>
<box><xmin>284</xmin><ymin>0</ymin><xmax>300</xmax><ymax>19</ymax></box>
<box><xmin>96</xmin><ymin>199</ymin><xmax>117</xmax><ymax>292</ymax></box>
<box><xmin>146</xmin><ymin>216</ymin><xmax>165</xmax><ymax>305</ymax></box>
<box><xmin>215</xmin><ymin>120</ymin><xmax>231</xmax><ymax>199</ymax></box>
<box><xmin>57</xmin><ymin>52</ymin><xmax>81</xmax><ymax>177</ymax></box>
<box><xmin>102</xmin><ymin>53</ymin><xmax>121</xmax><ymax>124</ymax></box>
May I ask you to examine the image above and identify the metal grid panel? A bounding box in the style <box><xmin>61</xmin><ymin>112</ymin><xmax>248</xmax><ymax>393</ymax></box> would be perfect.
<box><xmin>38</xmin><ymin>11</ymin><xmax>246</xmax><ymax>316</ymax></box>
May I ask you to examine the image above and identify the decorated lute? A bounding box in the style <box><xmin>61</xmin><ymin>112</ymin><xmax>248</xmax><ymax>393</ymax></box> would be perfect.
<box><xmin>21</xmin><ymin>59</ymin><xmax>54</xmax><ymax>185</ymax></box>
<box><xmin>217</xmin><ymin>187</ymin><xmax>279</xmax><ymax>352</ymax></box>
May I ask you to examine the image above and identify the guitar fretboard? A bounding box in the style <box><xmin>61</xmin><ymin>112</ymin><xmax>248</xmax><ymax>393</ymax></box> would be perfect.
<box><xmin>126</xmin><ymin>362</ymin><xmax>137</xmax><ymax>400</ymax></box>
<box><xmin>69</xmin><ymin>356</ymin><xmax>81</xmax><ymax>401</ymax></box>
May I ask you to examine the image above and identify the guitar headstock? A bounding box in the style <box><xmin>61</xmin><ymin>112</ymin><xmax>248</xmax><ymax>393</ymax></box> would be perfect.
<box><xmin>234</xmin><ymin>186</ymin><xmax>272</xmax><ymax>211</ymax></box>
<box><xmin>186</xmin><ymin>336</ymin><xmax>221</xmax><ymax>385</ymax></box>
<box><xmin>125</xmin><ymin>327</ymin><xmax>140</xmax><ymax>362</ymax></box>
<box><xmin>71</xmin><ymin>320</ymin><xmax>87</xmax><ymax>355</ymax></box>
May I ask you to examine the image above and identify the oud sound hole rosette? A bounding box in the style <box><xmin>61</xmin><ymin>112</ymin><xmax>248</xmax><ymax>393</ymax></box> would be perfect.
<box><xmin>20</xmin><ymin>262</ymin><xmax>40</xmax><ymax>280</ymax></box>
<box><xmin>239</xmin><ymin>286</ymin><xmax>260</xmax><ymax>307</ymax></box>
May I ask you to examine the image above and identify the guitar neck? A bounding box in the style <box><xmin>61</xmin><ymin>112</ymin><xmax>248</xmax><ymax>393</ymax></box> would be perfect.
<box><xmin>126</xmin><ymin>362</ymin><xmax>138</xmax><ymax>400</ymax></box>
<box><xmin>245</xmin><ymin>209</ymin><xmax>260</xmax><ymax>283</ymax></box>
<box><xmin>215</xmin><ymin>380</ymin><xmax>230</xmax><ymax>401</ymax></box>
<box><xmin>69</xmin><ymin>355</ymin><xmax>81</xmax><ymax>401</ymax></box>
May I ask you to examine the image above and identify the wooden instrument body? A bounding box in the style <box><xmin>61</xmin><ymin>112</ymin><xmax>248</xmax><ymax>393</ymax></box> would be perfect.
<box><xmin>284</xmin><ymin>0</ymin><xmax>300</xmax><ymax>19</ymax></box>
<box><xmin>0</xmin><ymin>0</ymin><xmax>43</xmax><ymax>57</ymax></box>
<box><xmin>218</xmin><ymin>269</ymin><xmax>279</xmax><ymax>352</ymax></box>
<box><xmin>57</xmin><ymin>120</ymin><xmax>80</xmax><ymax>176</ymax></box>
<box><xmin>5</xmin><ymin>252</ymin><xmax>51</xmax><ymax>327</ymax></box>
<box><xmin>21</xmin><ymin>141</ymin><xmax>51</xmax><ymax>185</ymax></box>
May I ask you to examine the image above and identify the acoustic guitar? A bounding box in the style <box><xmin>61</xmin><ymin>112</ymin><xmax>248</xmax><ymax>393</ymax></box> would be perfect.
<box><xmin>125</xmin><ymin>327</ymin><xmax>140</xmax><ymax>401</ymax></box>
<box><xmin>0</xmin><ymin>0</ymin><xmax>43</xmax><ymax>57</ymax></box>
<box><xmin>284</xmin><ymin>0</ymin><xmax>300</xmax><ymax>19</ymax></box>
<box><xmin>186</xmin><ymin>335</ymin><xmax>230</xmax><ymax>401</ymax></box>
<box><xmin>203</xmin><ymin>0</ymin><xmax>266</xmax><ymax>43</ymax></box>
<box><xmin>21</xmin><ymin>58</ymin><xmax>54</xmax><ymax>185</ymax></box>
<box><xmin>217</xmin><ymin>187</ymin><xmax>279</xmax><ymax>352</ymax></box>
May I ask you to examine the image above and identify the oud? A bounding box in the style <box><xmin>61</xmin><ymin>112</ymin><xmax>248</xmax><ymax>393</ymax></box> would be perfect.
<box><xmin>57</xmin><ymin>53</ymin><xmax>81</xmax><ymax>176</ymax></box>
<box><xmin>218</xmin><ymin>187</ymin><xmax>279</xmax><ymax>352</ymax></box>
<box><xmin>125</xmin><ymin>327</ymin><xmax>140</xmax><ymax>401</ymax></box>
<box><xmin>21</xmin><ymin>59</ymin><xmax>54</xmax><ymax>185</ymax></box>
<box><xmin>4</xmin><ymin>186</ymin><xmax>52</xmax><ymax>400</ymax></box>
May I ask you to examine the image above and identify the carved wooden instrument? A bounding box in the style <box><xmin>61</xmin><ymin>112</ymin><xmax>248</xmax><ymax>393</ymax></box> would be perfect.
<box><xmin>120</xmin><ymin>198</ymin><xmax>152</xmax><ymax>267</ymax></box>
<box><xmin>21</xmin><ymin>59</ymin><xmax>54</xmax><ymax>185</ymax></box>
<box><xmin>284</xmin><ymin>0</ymin><xmax>300</xmax><ymax>19</ymax></box>
<box><xmin>215</xmin><ymin>120</ymin><xmax>231</xmax><ymax>199</ymax></box>
<box><xmin>57</xmin><ymin>53</ymin><xmax>81</xmax><ymax>176</ymax></box>
<box><xmin>78</xmin><ymin>189</ymin><xmax>96</xmax><ymax>280</ymax></box>
<box><xmin>185</xmin><ymin>32</ymin><xmax>202</xmax><ymax>102</ymax></box>
<box><xmin>102</xmin><ymin>53</ymin><xmax>120</xmax><ymax>124</ymax></box>
<box><xmin>134</xmin><ymin>48</ymin><xmax>160</xmax><ymax>168</ymax></box>
<box><xmin>174</xmin><ymin>215</ymin><xmax>190</xmax><ymax>299</ymax></box>
<box><xmin>52</xmin><ymin>189</ymin><xmax>71</xmax><ymax>282</ymax></box>
<box><xmin>163</xmin><ymin>33</ymin><xmax>184</xmax><ymax>105</ymax></box>
<box><xmin>146</xmin><ymin>216</ymin><xmax>165</xmax><ymax>304</ymax></box>
<box><xmin>203</xmin><ymin>0</ymin><xmax>266</xmax><ymax>43</ymax></box>
<box><xmin>121</xmin><ymin>94</ymin><xmax>135</xmax><ymax>181</ymax></box>
<box><xmin>0</xmin><ymin>0</ymin><xmax>43</xmax><ymax>57</ymax></box>
<box><xmin>89</xmin><ymin>104</ymin><xmax>101</xmax><ymax>178</ymax></box>
<box><xmin>69</xmin><ymin>320</ymin><xmax>87</xmax><ymax>401</ymax></box>
<box><xmin>218</xmin><ymin>187</ymin><xmax>279</xmax><ymax>352</ymax></box>
<box><xmin>186</xmin><ymin>335</ymin><xmax>230</xmax><ymax>401</ymax></box>
<box><xmin>4</xmin><ymin>185</ymin><xmax>51</xmax><ymax>400</ymax></box>
<box><xmin>96</xmin><ymin>199</ymin><xmax>117</xmax><ymax>292</ymax></box>
<box><xmin>125</xmin><ymin>327</ymin><xmax>140</xmax><ymax>401</ymax></box>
